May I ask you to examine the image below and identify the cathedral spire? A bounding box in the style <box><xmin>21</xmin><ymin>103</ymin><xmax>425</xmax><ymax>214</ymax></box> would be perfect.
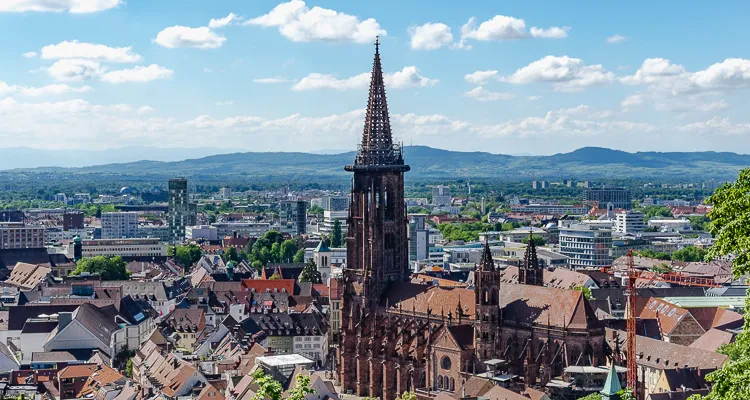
<box><xmin>523</xmin><ymin>229</ymin><xmax>539</xmax><ymax>270</ymax></box>
<box><xmin>348</xmin><ymin>37</ymin><xmax>408</xmax><ymax>169</ymax></box>
<box><xmin>479</xmin><ymin>234</ymin><xmax>494</xmax><ymax>271</ymax></box>
<box><xmin>519</xmin><ymin>228</ymin><xmax>544</xmax><ymax>286</ymax></box>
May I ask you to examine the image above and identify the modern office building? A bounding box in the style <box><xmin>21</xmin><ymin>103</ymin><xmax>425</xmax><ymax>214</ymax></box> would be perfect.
<box><xmin>0</xmin><ymin>222</ymin><xmax>45</xmax><ymax>249</ymax></box>
<box><xmin>101</xmin><ymin>212</ymin><xmax>138</xmax><ymax>239</ymax></box>
<box><xmin>584</xmin><ymin>187</ymin><xmax>632</xmax><ymax>210</ymax></box>
<box><xmin>211</xmin><ymin>222</ymin><xmax>270</xmax><ymax>238</ymax></box>
<box><xmin>168</xmin><ymin>178</ymin><xmax>197</xmax><ymax>241</ymax></box>
<box><xmin>509</xmin><ymin>204</ymin><xmax>589</xmax><ymax>215</ymax></box>
<box><xmin>319</xmin><ymin>211</ymin><xmax>347</xmax><ymax>236</ymax></box>
<box><xmin>80</xmin><ymin>238</ymin><xmax>168</xmax><ymax>258</ymax></box>
<box><xmin>185</xmin><ymin>225</ymin><xmax>219</xmax><ymax>241</ymax></box>
<box><xmin>321</xmin><ymin>196</ymin><xmax>349</xmax><ymax>211</ymax></box>
<box><xmin>614</xmin><ymin>210</ymin><xmax>646</xmax><ymax>234</ymax></box>
<box><xmin>432</xmin><ymin>185</ymin><xmax>452</xmax><ymax>206</ymax></box>
<box><xmin>408</xmin><ymin>214</ymin><xmax>429</xmax><ymax>262</ymax></box>
<box><xmin>135</xmin><ymin>225</ymin><xmax>171</xmax><ymax>241</ymax></box>
<box><xmin>219</xmin><ymin>187</ymin><xmax>231</xmax><ymax>200</ymax></box>
<box><xmin>559</xmin><ymin>224</ymin><xmax>613</xmax><ymax>269</ymax></box>
<box><xmin>279</xmin><ymin>200</ymin><xmax>307</xmax><ymax>236</ymax></box>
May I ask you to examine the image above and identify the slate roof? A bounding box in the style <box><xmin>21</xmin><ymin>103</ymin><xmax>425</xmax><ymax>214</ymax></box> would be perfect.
<box><xmin>73</xmin><ymin>304</ymin><xmax>121</xmax><ymax>345</ymax></box>
<box><xmin>446</xmin><ymin>325</ymin><xmax>474</xmax><ymax>350</ymax></box>
<box><xmin>607</xmin><ymin>329</ymin><xmax>727</xmax><ymax>370</ymax></box>
<box><xmin>685</xmin><ymin>307</ymin><xmax>743</xmax><ymax>331</ymax></box>
<box><xmin>21</xmin><ymin>320</ymin><xmax>58</xmax><ymax>334</ymax></box>
<box><xmin>689</xmin><ymin>328</ymin><xmax>737</xmax><ymax>352</ymax></box>
<box><xmin>500</xmin><ymin>283</ymin><xmax>601</xmax><ymax>330</ymax></box>
<box><xmin>7</xmin><ymin>305</ymin><xmax>79</xmax><ymax>330</ymax></box>
<box><xmin>500</xmin><ymin>266</ymin><xmax>592</xmax><ymax>289</ymax></box>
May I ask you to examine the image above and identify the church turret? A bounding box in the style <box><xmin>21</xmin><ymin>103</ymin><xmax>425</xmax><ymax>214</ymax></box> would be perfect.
<box><xmin>474</xmin><ymin>236</ymin><xmax>501</xmax><ymax>361</ymax></box>
<box><xmin>519</xmin><ymin>229</ymin><xmax>544</xmax><ymax>286</ymax></box>
<box><xmin>73</xmin><ymin>235</ymin><xmax>82</xmax><ymax>262</ymax></box>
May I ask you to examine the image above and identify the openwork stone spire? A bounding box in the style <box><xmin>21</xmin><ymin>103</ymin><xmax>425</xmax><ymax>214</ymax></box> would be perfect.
<box><xmin>519</xmin><ymin>228</ymin><xmax>544</xmax><ymax>286</ymax></box>
<box><xmin>479</xmin><ymin>234</ymin><xmax>494</xmax><ymax>271</ymax></box>
<box><xmin>349</xmin><ymin>37</ymin><xmax>406</xmax><ymax>169</ymax></box>
<box><xmin>523</xmin><ymin>230</ymin><xmax>539</xmax><ymax>270</ymax></box>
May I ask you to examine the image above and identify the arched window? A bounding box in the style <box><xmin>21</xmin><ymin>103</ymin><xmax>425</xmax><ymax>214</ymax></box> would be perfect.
<box><xmin>450</xmin><ymin>378</ymin><xmax>455</xmax><ymax>392</ymax></box>
<box><xmin>483</xmin><ymin>289</ymin><xmax>489</xmax><ymax>304</ymax></box>
<box><xmin>437</xmin><ymin>375</ymin><xmax>443</xmax><ymax>389</ymax></box>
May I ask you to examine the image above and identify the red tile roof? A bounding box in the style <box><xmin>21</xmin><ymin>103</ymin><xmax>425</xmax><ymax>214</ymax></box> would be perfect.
<box><xmin>241</xmin><ymin>279</ymin><xmax>294</xmax><ymax>294</ymax></box>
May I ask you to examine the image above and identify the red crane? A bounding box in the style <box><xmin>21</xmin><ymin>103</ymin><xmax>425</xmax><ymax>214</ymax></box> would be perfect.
<box><xmin>625</xmin><ymin>249</ymin><xmax>638</xmax><ymax>397</ymax></box>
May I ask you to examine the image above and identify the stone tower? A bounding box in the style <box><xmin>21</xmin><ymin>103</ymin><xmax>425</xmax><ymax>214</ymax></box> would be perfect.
<box><xmin>474</xmin><ymin>237</ymin><xmax>501</xmax><ymax>361</ymax></box>
<box><xmin>519</xmin><ymin>231</ymin><xmax>544</xmax><ymax>286</ymax></box>
<box><xmin>338</xmin><ymin>38</ymin><xmax>411</xmax><ymax>397</ymax></box>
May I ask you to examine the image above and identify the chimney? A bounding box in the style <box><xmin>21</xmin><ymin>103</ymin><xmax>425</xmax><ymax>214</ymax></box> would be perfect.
<box><xmin>58</xmin><ymin>312</ymin><xmax>73</xmax><ymax>330</ymax></box>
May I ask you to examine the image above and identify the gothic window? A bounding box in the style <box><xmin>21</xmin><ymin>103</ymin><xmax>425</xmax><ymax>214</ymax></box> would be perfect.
<box><xmin>483</xmin><ymin>289</ymin><xmax>489</xmax><ymax>305</ymax></box>
<box><xmin>441</xmin><ymin>356</ymin><xmax>451</xmax><ymax>370</ymax></box>
<box><xmin>449</xmin><ymin>378</ymin><xmax>455</xmax><ymax>392</ymax></box>
<box><xmin>437</xmin><ymin>375</ymin><xmax>443</xmax><ymax>389</ymax></box>
<box><xmin>491</xmin><ymin>288</ymin><xmax>498</xmax><ymax>305</ymax></box>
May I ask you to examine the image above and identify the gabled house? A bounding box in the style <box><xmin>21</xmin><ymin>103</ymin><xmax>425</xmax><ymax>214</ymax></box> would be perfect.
<box><xmin>44</xmin><ymin>304</ymin><xmax>124</xmax><ymax>357</ymax></box>
<box><xmin>161</xmin><ymin>308</ymin><xmax>206</xmax><ymax>352</ymax></box>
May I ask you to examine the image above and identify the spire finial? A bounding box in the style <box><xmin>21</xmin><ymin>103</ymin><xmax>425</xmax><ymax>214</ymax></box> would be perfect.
<box><xmin>375</xmin><ymin>35</ymin><xmax>380</xmax><ymax>52</ymax></box>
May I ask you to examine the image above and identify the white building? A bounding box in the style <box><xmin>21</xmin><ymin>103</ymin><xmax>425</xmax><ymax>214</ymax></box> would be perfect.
<box><xmin>615</xmin><ymin>210</ymin><xmax>646</xmax><ymax>234</ymax></box>
<box><xmin>135</xmin><ymin>225</ymin><xmax>171</xmax><ymax>241</ymax></box>
<box><xmin>220</xmin><ymin>187</ymin><xmax>231</xmax><ymax>200</ymax></box>
<box><xmin>101</xmin><ymin>212</ymin><xmax>138</xmax><ymax>239</ymax></box>
<box><xmin>312</xmin><ymin>242</ymin><xmax>346</xmax><ymax>284</ymax></box>
<box><xmin>211</xmin><ymin>222</ymin><xmax>270</xmax><ymax>238</ymax></box>
<box><xmin>559</xmin><ymin>224</ymin><xmax>613</xmax><ymax>269</ymax></box>
<box><xmin>432</xmin><ymin>185</ymin><xmax>452</xmax><ymax>207</ymax></box>
<box><xmin>81</xmin><ymin>238</ymin><xmax>168</xmax><ymax>258</ymax></box>
<box><xmin>319</xmin><ymin>210</ymin><xmax>347</xmax><ymax>236</ymax></box>
<box><xmin>648</xmin><ymin>218</ymin><xmax>692</xmax><ymax>233</ymax></box>
<box><xmin>45</xmin><ymin>227</ymin><xmax>92</xmax><ymax>243</ymax></box>
<box><xmin>186</xmin><ymin>225</ymin><xmax>219</xmax><ymax>241</ymax></box>
<box><xmin>409</xmin><ymin>214</ymin><xmax>429</xmax><ymax>262</ymax></box>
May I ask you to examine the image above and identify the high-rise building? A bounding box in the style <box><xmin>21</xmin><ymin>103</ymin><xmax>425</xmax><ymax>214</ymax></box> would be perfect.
<box><xmin>319</xmin><ymin>210</ymin><xmax>348</xmax><ymax>237</ymax></box>
<box><xmin>279</xmin><ymin>200</ymin><xmax>307</xmax><ymax>236</ymax></box>
<box><xmin>584</xmin><ymin>187</ymin><xmax>632</xmax><ymax>210</ymax></box>
<box><xmin>408</xmin><ymin>214</ymin><xmax>428</xmax><ymax>262</ymax></box>
<box><xmin>220</xmin><ymin>187</ymin><xmax>232</xmax><ymax>200</ymax></box>
<box><xmin>0</xmin><ymin>222</ymin><xmax>45</xmax><ymax>249</ymax></box>
<box><xmin>63</xmin><ymin>212</ymin><xmax>84</xmax><ymax>230</ymax></box>
<box><xmin>0</xmin><ymin>210</ymin><xmax>24</xmax><ymax>223</ymax></box>
<box><xmin>614</xmin><ymin>210</ymin><xmax>645</xmax><ymax>234</ymax></box>
<box><xmin>559</xmin><ymin>224</ymin><xmax>613</xmax><ymax>269</ymax></box>
<box><xmin>101</xmin><ymin>212</ymin><xmax>138</xmax><ymax>239</ymax></box>
<box><xmin>432</xmin><ymin>185</ymin><xmax>451</xmax><ymax>206</ymax></box>
<box><xmin>321</xmin><ymin>196</ymin><xmax>349</xmax><ymax>211</ymax></box>
<box><xmin>168</xmin><ymin>178</ymin><xmax>197</xmax><ymax>241</ymax></box>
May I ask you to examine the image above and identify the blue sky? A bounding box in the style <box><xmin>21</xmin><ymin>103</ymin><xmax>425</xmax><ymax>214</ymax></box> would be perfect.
<box><xmin>1</xmin><ymin>0</ymin><xmax>749</xmax><ymax>155</ymax></box>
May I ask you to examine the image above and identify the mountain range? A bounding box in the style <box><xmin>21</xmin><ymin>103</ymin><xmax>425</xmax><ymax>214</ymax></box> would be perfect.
<box><xmin>4</xmin><ymin>146</ymin><xmax>749</xmax><ymax>180</ymax></box>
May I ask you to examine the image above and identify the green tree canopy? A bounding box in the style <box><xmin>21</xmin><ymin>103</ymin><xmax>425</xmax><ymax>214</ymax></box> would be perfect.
<box><xmin>71</xmin><ymin>256</ymin><xmax>130</xmax><ymax>280</ymax></box>
<box><xmin>250</xmin><ymin>369</ymin><xmax>314</xmax><ymax>400</ymax></box>
<box><xmin>293</xmin><ymin>248</ymin><xmax>305</xmax><ymax>263</ymax></box>
<box><xmin>223</xmin><ymin>247</ymin><xmax>240</xmax><ymax>263</ymax></box>
<box><xmin>671</xmin><ymin>245</ymin><xmax>708</xmax><ymax>262</ymax></box>
<box><xmin>522</xmin><ymin>234</ymin><xmax>546</xmax><ymax>246</ymax></box>
<box><xmin>331</xmin><ymin>219</ymin><xmax>343</xmax><ymax>247</ymax></box>
<box><xmin>299</xmin><ymin>258</ymin><xmax>322</xmax><ymax>283</ymax></box>
<box><xmin>641</xmin><ymin>205</ymin><xmax>674</xmax><ymax>219</ymax></box>
<box><xmin>171</xmin><ymin>244</ymin><xmax>203</xmax><ymax>270</ymax></box>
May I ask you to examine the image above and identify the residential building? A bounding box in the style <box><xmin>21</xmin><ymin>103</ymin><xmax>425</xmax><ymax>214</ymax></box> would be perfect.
<box><xmin>62</xmin><ymin>212</ymin><xmax>84</xmax><ymax>230</ymax></box>
<box><xmin>46</xmin><ymin>227</ymin><xmax>92</xmax><ymax>243</ymax></box>
<box><xmin>135</xmin><ymin>224</ymin><xmax>171</xmax><ymax>241</ymax></box>
<box><xmin>101</xmin><ymin>212</ymin><xmax>138</xmax><ymax>239</ymax></box>
<box><xmin>168</xmin><ymin>177</ymin><xmax>197</xmax><ymax>240</ymax></box>
<box><xmin>43</xmin><ymin>304</ymin><xmax>125</xmax><ymax>357</ymax></box>
<box><xmin>615</xmin><ymin>210</ymin><xmax>646</xmax><ymax>234</ymax></box>
<box><xmin>161</xmin><ymin>308</ymin><xmax>206</xmax><ymax>352</ymax></box>
<box><xmin>102</xmin><ymin>281</ymin><xmax>178</xmax><ymax>318</ymax></box>
<box><xmin>559</xmin><ymin>224</ymin><xmax>613</xmax><ymax>269</ymax></box>
<box><xmin>585</xmin><ymin>187</ymin><xmax>632</xmax><ymax>210</ymax></box>
<box><xmin>509</xmin><ymin>204</ymin><xmax>589</xmax><ymax>215</ymax></box>
<box><xmin>0</xmin><ymin>222</ymin><xmax>45</xmax><ymax>249</ymax></box>
<box><xmin>80</xmin><ymin>238</ymin><xmax>168</xmax><ymax>259</ymax></box>
<box><xmin>243</xmin><ymin>313</ymin><xmax>328</xmax><ymax>363</ymax></box>
<box><xmin>321</xmin><ymin>195</ymin><xmax>349</xmax><ymax>211</ymax></box>
<box><xmin>408</xmin><ymin>214</ymin><xmax>429</xmax><ymax>262</ymax></box>
<box><xmin>432</xmin><ymin>185</ymin><xmax>451</xmax><ymax>206</ymax></box>
<box><xmin>211</xmin><ymin>222</ymin><xmax>270</xmax><ymax>238</ymax></box>
<box><xmin>186</xmin><ymin>225</ymin><xmax>219</xmax><ymax>240</ymax></box>
<box><xmin>220</xmin><ymin>187</ymin><xmax>231</xmax><ymax>200</ymax></box>
<box><xmin>279</xmin><ymin>199</ymin><xmax>307</xmax><ymax>236</ymax></box>
<box><xmin>532</xmin><ymin>180</ymin><xmax>549</xmax><ymax>189</ymax></box>
<box><xmin>319</xmin><ymin>210</ymin><xmax>347</xmax><ymax>236</ymax></box>
<box><xmin>54</xmin><ymin>193</ymin><xmax>67</xmax><ymax>204</ymax></box>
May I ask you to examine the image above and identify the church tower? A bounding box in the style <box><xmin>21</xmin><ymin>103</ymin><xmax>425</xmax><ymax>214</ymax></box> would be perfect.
<box><xmin>339</xmin><ymin>38</ymin><xmax>411</xmax><ymax>397</ymax></box>
<box><xmin>474</xmin><ymin>237</ymin><xmax>501</xmax><ymax>361</ymax></box>
<box><xmin>519</xmin><ymin>231</ymin><xmax>544</xmax><ymax>286</ymax></box>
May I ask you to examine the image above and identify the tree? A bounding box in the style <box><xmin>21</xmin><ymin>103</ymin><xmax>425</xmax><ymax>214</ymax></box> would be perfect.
<box><xmin>286</xmin><ymin>374</ymin><xmax>316</xmax><ymax>400</ymax></box>
<box><xmin>173</xmin><ymin>244</ymin><xmax>203</xmax><ymax>269</ymax></box>
<box><xmin>71</xmin><ymin>256</ymin><xmax>130</xmax><ymax>280</ymax></box>
<box><xmin>635</xmin><ymin>249</ymin><xmax>671</xmax><ymax>260</ymax></box>
<box><xmin>223</xmin><ymin>247</ymin><xmax>240</xmax><ymax>263</ymax></box>
<box><xmin>577</xmin><ymin>394</ymin><xmax>600</xmax><ymax>400</ymax></box>
<box><xmin>574</xmin><ymin>285</ymin><xmax>593</xmax><ymax>300</ymax></box>
<box><xmin>397</xmin><ymin>392</ymin><xmax>418</xmax><ymax>400</ymax></box>
<box><xmin>641</xmin><ymin>205</ymin><xmax>673</xmax><ymax>219</ymax></box>
<box><xmin>251</xmin><ymin>260</ymin><xmax>263</xmax><ymax>270</ymax></box>
<box><xmin>293</xmin><ymin>248</ymin><xmax>305</xmax><ymax>263</ymax></box>
<box><xmin>687</xmin><ymin>169</ymin><xmax>750</xmax><ymax>400</ymax></box>
<box><xmin>251</xmin><ymin>369</ymin><xmax>315</xmax><ymax>400</ymax></box>
<box><xmin>671</xmin><ymin>246</ymin><xmax>708</xmax><ymax>262</ymax></box>
<box><xmin>125</xmin><ymin>359</ymin><xmax>133</xmax><ymax>377</ymax></box>
<box><xmin>331</xmin><ymin>219</ymin><xmax>342</xmax><ymax>247</ymax></box>
<box><xmin>299</xmin><ymin>258</ymin><xmax>322</xmax><ymax>283</ymax></box>
<box><xmin>279</xmin><ymin>239</ymin><xmax>298</xmax><ymax>263</ymax></box>
<box><xmin>308</xmin><ymin>205</ymin><xmax>324</xmax><ymax>217</ymax></box>
<box><xmin>522</xmin><ymin>234</ymin><xmax>546</xmax><ymax>246</ymax></box>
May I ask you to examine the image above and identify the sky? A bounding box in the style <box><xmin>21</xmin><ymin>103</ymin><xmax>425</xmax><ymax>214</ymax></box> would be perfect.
<box><xmin>1</xmin><ymin>0</ymin><xmax>750</xmax><ymax>156</ymax></box>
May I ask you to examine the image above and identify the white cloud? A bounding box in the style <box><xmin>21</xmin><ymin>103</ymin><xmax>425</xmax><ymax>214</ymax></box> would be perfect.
<box><xmin>254</xmin><ymin>77</ymin><xmax>291</xmax><ymax>84</ymax></box>
<box><xmin>408</xmin><ymin>23</ymin><xmax>453</xmax><ymax>50</ymax></box>
<box><xmin>0</xmin><ymin>82</ymin><xmax>93</xmax><ymax>97</ymax></box>
<box><xmin>0</xmin><ymin>0</ymin><xmax>121</xmax><ymax>13</ymax></box>
<box><xmin>292</xmin><ymin>66</ymin><xmax>437</xmax><ymax>91</ymax></box>
<box><xmin>203</xmin><ymin>68</ymin><xmax>212</xmax><ymax>73</ymax></box>
<box><xmin>502</xmin><ymin>55</ymin><xmax>615</xmax><ymax>91</ymax></box>
<box><xmin>154</xmin><ymin>26</ymin><xmax>226</xmax><ymax>49</ymax></box>
<box><xmin>209</xmin><ymin>13</ymin><xmax>242</xmax><ymax>28</ymax></box>
<box><xmin>606</xmin><ymin>34</ymin><xmax>627</xmax><ymax>44</ymax></box>
<box><xmin>48</xmin><ymin>59</ymin><xmax>106</xmax><ymax>81</ymax></box>
<box><xmin>527</xmin><ymin>96</ymin><xmax>541</xmax><ymax>101</ymax></box>
<box><xmin>620</xmin><ymin>58</ymin><xmax>686</xmax><ymax>86</ymax></box>
<box><xmin>678</xmin><ymin>117</ymin><xmax>750</xmax><ymax>135</ymax></box>
<box><xmin>621</xmin><ymin>94</ymin><xmax>644</xmax><ymax>109</ymax></box>
<box><xmin>22</xmin><ymin>51</ymin><xmax>37</xmax><ymax>58</ymax></box>
<box><xmin>247</xmin><ymin>0</ymin><xmax>385</xmax><ymax>43</ymax></box>
<box><xmin>464</xmin><ymin>70</ymin><xmax>498</xmax><ymax>85</ymax></box>
<box><xmin>41</xmin><ymin>40</ymin><xmax>142</xmax><ymax>63</ymax></box>
<box><xmin>215</xmin><ymin>101</ymin><xmax>234</xmax><ymax>106</ymax></box>
<box><xmin>529</xmin><ymin>26</ymin><xmax>570</xmax><ymax>39</ymax></box>
<box><xmin>690</xmin><ymin>58</ymin><xmax>750</xmax><ymax>91</ymax></box>
<box><xmin>459</xmin><ymin>15</ymin><xmax>569</xmax><ymax>47</ymax></box>
<box><xmin>464</xmin><ymin>87</ymin><xmax>514</xmax><ymax>102</ymax></box>
<box><xmin>137</xmin><ymin>106</ymin><xmax>155</xmax><ymax>114</ymax></box>
<box><xmin>100</xmin><ymin>64</ymin><xmax>174</xmax><ymax>84</ymax></box>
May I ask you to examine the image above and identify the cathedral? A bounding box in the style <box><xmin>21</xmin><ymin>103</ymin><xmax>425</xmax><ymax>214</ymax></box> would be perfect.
<box><xmin>336</xmin><ymin>40</ymin><xmax>606</xmax><ymax>400</ymax></box>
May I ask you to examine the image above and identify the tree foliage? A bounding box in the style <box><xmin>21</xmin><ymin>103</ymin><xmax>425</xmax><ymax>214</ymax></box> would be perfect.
<box><xmin>72</xmin><ymin>256</ymin><xmax>130</xmax><ymax>280</ymax></box>
<box><xmin>223</xmin><ymin>247</ymin><xmax>240</xmax><ymax>263</ymax></box>
<box><xmin>522</xmin><ymin>234</ymin><xmax>546</xmax><ymax>246</ymax></box>
<box><xmin>671</xmin><ymin>246</ymin><xmax>708</xmax><ymax>262</ymax></box>
<box><xmin>299</xmin><ymin>259</ymin><xmax>322</xmax><ymax>283</ymax></box>
<box><xmin>251</xmin><ymin>368</ymin><xmax>315</xmax><ymax>400</ymax></box>
<box><xmin>239</xmin><ymin>231</ymin><xmax>299</xmax><ymax>267</ymax></box>
<box><xmin>689</xmin><ymin>169</ymin><xmax>750</xmax><ymax>400</ymax></box>
<box><xmin>172</xmin><ymin>244</ymin><xmax>203</xmax><ymax>270</ymax></box>
<box><xmin>636</xmin><ymin>249</ymin><xmax>672</xmax><ymax>260</ymax></box>
<box><xmin>574</xmin><ymin>285</ymin><xmax>593</xmax><ymax>300</ymax></box>
<box><xmin>397</xmin><ymin>392</ymin><xmax>418</xmax><ymax>400</ymax></box>
<box><xmin>641</xmin><ymin>205</ymin><xmax>673</xmax><ymax>219</ymax></box>
<box><xmin>331</xmin><ymin>219</ymin><xmax>343</xmax><ymax>247</ymax></box>
<box><xmin>577</xmin><ymin>394</ymin><xmax>601</xmax><ymax>400</ymax></box>
<box><xmin>293</xmin><ymin>248</ymin><xmax>305</xmax><ymax>263</ymax></box>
